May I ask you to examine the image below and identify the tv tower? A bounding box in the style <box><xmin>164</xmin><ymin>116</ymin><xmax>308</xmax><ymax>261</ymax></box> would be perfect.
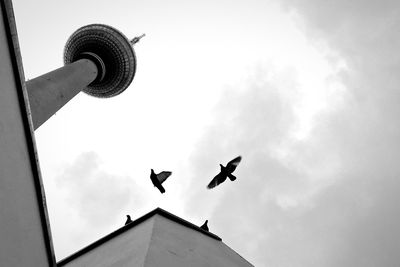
<box><xmin>26</xmin><ymin>24</ymin><xmax>144</xmax><ymax>130</ymax></box>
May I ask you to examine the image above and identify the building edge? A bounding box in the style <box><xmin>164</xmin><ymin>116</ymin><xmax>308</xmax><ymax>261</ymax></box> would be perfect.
<box><xmin>58</xmin><ymin>207</ymin><xmax>224</xmax><ymax>266</ymax></box>
<box><xmin>0</xmin><ymin>0</ymin><xmax>57</xmax><ymax>265</ymax></box>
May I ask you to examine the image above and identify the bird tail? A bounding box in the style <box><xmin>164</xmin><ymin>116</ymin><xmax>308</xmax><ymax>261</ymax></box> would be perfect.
<box><xmin>228</xmin><ymin>174</ymin><xmax>236</xmax><ymax>181</ymax></box>
<box><xmin>159</xmin><ymin>185</ymin><xmax>166</xmax><ymax>193</ymax></box>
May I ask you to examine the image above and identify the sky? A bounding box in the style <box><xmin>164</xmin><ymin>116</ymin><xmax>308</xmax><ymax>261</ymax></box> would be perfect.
<box><xmin>12</xmin><ymin>0</ymin><xmax>400</xmax><ymax>266</ymax></box>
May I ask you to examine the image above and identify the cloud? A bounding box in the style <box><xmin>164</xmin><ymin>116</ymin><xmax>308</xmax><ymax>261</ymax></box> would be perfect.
<box><xmin>183</xmin><ymin>66</ymin><xmax>324</xmax><ymax>265</ymax></box>
<box><xmin>183</xmin><ymin>66</ymin><xmax>300</xmax><ymax>213</ymax></box>
<box><xmin>183</xmin><ymin>1</ymin><xmax>400</xmax><ymax>266</ymax></box>
<box><xmin>55</xmin><ymin>151</ymin><xmax>141</xmax><ymax>228</ymax></box>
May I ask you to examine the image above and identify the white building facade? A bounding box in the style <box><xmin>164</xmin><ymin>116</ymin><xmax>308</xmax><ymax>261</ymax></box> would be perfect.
<box><xmin>58</xmin><ymin>208</ymin><xmax>254</xmax><ymax>267</ymax></box>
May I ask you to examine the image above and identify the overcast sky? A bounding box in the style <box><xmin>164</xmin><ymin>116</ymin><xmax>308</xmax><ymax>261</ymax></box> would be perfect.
<box><xmin>13</xmin><ymin>0</ymin><xmax>400</xmax><ymax>266</ymax></box>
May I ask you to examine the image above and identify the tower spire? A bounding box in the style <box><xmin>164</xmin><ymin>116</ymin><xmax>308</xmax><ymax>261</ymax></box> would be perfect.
<box><xmin>130</xmin><ymin>34</ymin><xmax>146</xmax><ymax>45</ymax></box>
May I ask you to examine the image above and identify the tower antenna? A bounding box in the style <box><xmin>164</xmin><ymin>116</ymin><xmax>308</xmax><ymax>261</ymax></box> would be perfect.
<box><xmin>130</xmin><ymin>34</ymin><xmax>146</xmax><ymax>45</ymax></box>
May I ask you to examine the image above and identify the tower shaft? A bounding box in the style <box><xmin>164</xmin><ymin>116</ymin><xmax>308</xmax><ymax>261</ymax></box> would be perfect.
<box><xmin>26</xmin><ymin>59</ymin><xmax>98</xmax><ymax>130</ymax></box>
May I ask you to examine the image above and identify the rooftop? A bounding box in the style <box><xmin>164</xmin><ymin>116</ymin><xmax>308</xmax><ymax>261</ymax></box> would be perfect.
<box><xmin>58</xmin><ymin>207</ymin><xmax>222</xmax><ymax>266</ymax></box>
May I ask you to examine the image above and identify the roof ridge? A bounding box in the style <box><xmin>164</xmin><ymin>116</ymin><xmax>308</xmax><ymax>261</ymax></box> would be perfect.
<box><xmin>57</xmin><ymin>207</ymin><xmax>222</xmax><ymax>266</ymax></box>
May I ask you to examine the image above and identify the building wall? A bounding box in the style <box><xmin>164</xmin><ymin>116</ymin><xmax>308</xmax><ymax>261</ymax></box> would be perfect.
<box><xmin>0</xmin><ymin>1</ymin><xmax>55</xmax><ymax>266</ymax></box>
<box><xmin>145</xmin><ymin>215</ymin><xmax>252</xmax><ymax>267</ymax></box>
<box><xmin>61</xmin><ymin>218</ymin><xmax>155</xmax><ymax>267</ymax></box>
<box><xmin>60</xmin><ymin>213</ymin><xmax>253</xmax><ymax>267</ymax></box>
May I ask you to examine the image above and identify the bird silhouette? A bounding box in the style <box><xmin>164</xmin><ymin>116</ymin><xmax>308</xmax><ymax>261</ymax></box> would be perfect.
<box><xmin>200</xmin><ymin>220</ymin><xmax>209</xmax><ymax>231</ymax></box>
<box><xmin>150</xmin><ymin>169</ymin><xmax>172</xmax><ymax>193</ymax></box>
<box><xmin>125</xmin><ymin>215</ymin><xmax>133</xmax><ymax>225</ymax></box>
<box><xmin>207</xmin><ymin>156</ymin><xmax>242</xmax><ymax>189</ymax></box>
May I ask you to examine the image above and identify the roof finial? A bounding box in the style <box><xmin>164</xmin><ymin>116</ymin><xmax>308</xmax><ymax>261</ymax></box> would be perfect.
<box><xmin>130</xmin><ymin>34</ymin><xmax>146</xmax><ymax>45</ymax></box>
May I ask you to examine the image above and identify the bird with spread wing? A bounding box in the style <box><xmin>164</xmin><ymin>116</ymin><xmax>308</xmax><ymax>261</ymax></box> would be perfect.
<box><xmin>150</xmin><ymin>169</ymin><xmax>172</xmax><ymax>193</ymax></box>
<box><xmin>207</xmin><ymin>156</ymin><xmax>242</xmax><ymax>189</ymax></box>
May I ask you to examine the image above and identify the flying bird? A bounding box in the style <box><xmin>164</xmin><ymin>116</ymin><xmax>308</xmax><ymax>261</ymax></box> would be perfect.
<box><xmin>150</xmin><ymin>169</ymin><xmax>172</xmax><ymax>193</ymax></box>
<box><xmin>125</xmin><ymin>215</ymin><xmax>133</xmax><ymax>225</ymax></box>
<box><xmin>207</xmin><ymin>156</ymin><xmax>242</xmax><ymax>189</ymax></box>
<box><xmin>200</xmin><ymin>220</ymin><xmax>209</xmax><ymax>231</ymax></box>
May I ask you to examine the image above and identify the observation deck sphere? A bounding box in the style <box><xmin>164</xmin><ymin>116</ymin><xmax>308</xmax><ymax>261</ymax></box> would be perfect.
<box><xmin>64</xmin><ymin>24</ymin><xmax>137</xmax><ymax>98</ymax></box>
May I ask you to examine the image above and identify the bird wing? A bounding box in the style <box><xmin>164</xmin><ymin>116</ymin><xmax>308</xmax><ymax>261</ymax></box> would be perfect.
<box><xmin>207</xmin><ymin>172</ymin><xmax>227</xmax><ymax>189</ymax></box>
<box><xmin>157</xmin><ymin>171</ymin><xmax>172</xmax><ymax>184</ymax></box>
<box><xmin>226</xmin><ymin>156</ymin><xmax>242</xmax><ymax>173</ymax></box>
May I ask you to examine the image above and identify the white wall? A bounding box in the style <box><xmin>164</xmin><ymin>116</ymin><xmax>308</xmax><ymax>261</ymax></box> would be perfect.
<box><xmin>61</xmin><ymin>217</ymin><xmax>155</xmax><ymax>267</ymax></box>
<box><xmin>60</xmin><ymin>213</ymin><xmax>253</xmax><ymax>267</ymax></box>
<box><xmin>146</xmin><ymin>215</ymin><xmax>253</xmax><ymax>267</ymax></box>
<box><xmin>0</xmin><ymin>1</ymin><xmax>54</xmax><ymax>266</ymax></box>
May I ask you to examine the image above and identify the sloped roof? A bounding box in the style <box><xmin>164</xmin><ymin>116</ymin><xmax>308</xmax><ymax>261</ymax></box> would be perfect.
<box><xmin>58</xmin><ymin>207</ymin><xmax>222</xmax><ymax>266</ymax></box>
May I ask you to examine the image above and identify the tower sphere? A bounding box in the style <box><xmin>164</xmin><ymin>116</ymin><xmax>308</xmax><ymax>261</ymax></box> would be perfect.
<box><xmin>64</xmin><ymin>24</ymin><xmax>137</xmax><ymax>98</ymax></box>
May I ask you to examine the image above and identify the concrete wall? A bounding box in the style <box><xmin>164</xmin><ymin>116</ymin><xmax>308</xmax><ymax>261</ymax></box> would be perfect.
<box><xmin>60</xmin><ymin>212</ymin><xmax>253</xmax><ymax>267</ymax></box>
<box><xmin>145</xmin><ymin>215</ymin><xmax>253</xmax><ymax>267</ymax></box>
<box><xmin>0</xmin><ymin>1</ymin><xmax>55</xmax><ymax>266</ymax></box>
<box><xmin>61</xmin><ymin>218</ymin><xmax>155</xmax><ymax>267</ymax></box>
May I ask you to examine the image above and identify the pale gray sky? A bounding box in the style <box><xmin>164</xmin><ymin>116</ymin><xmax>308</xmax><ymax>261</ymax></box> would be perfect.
<box><xmin>13</xmin><ymin>0</ymin><xmax>400</xmax><ymax>266</ymax></box>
